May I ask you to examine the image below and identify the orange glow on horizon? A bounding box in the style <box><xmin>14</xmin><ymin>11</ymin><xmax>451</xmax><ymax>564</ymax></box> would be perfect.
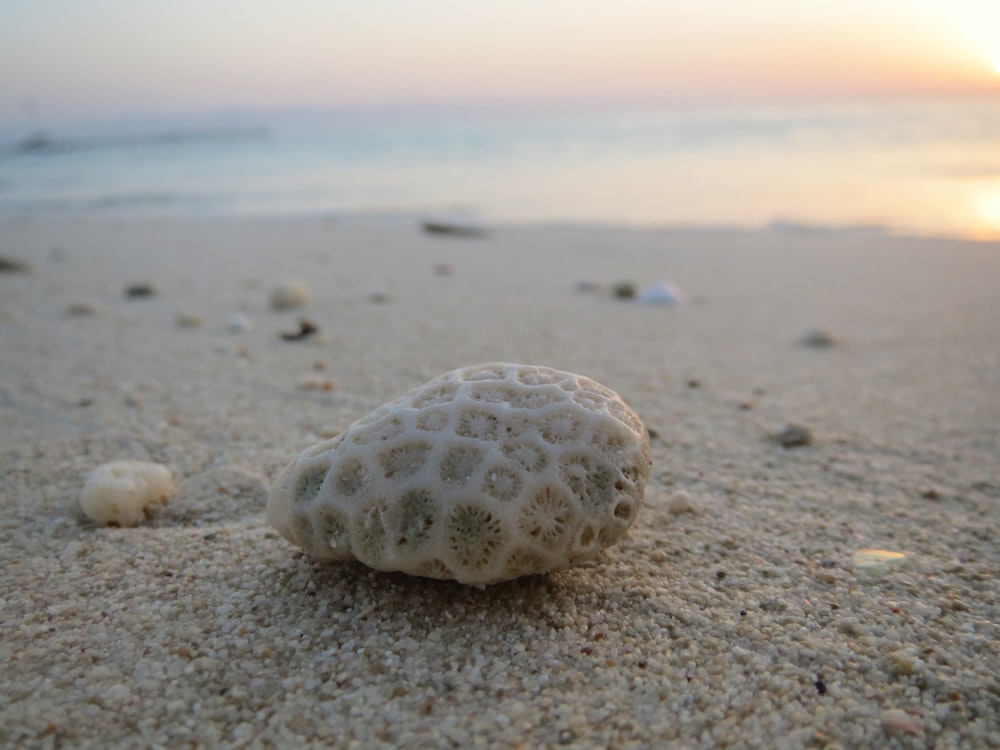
<box><xmin>1</xmin><ymin>1</ymin><xmax>999</xmax><ymax>123</ymax></box>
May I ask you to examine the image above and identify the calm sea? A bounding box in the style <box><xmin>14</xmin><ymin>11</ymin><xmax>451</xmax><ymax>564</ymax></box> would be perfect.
<box><xmin>2</xmin><ymin>96</ymin><xmax>998</xmax><ymax>240</ymax></box>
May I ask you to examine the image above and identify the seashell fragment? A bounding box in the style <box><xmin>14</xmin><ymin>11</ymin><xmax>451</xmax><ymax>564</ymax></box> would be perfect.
<box><xmin>637</xmin><ymin>281</ymin><xmax>689</xmax><ymax>305</ymax></box>
<box><xmin>267</xmin><ymin>363</ymin><xmax>651</xmax><ymax>585</ymax></box>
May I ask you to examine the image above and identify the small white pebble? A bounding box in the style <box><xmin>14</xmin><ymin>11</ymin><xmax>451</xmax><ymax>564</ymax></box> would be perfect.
<box><xmin>666</xmin><ymin>490</ymin><xmax>699</xmax><ymax>514</ymax></box>
<box><xmin>269</xmin><ymin>278</ymin><xmax>310</xmax><ymax>311</ymax></box>
<box><xmin>226</xmin><ymin>313</ymin><xmax>255</xmax><ymax>333</ymax></box>
<box><xmin>79</xmin><ymin>461</ymin><xmax>174</xmax><ymax>526</ymax></box>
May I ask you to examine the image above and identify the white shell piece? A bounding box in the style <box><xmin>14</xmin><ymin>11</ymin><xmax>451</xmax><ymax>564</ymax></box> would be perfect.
<box><xmin>637</xmin><ymin>281</ymin><xmax>688</xmax><ymax>305</ymax></box>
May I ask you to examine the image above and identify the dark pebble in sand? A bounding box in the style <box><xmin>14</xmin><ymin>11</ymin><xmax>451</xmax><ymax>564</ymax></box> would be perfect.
<box><xmin>612</xmin><ymin>281</ymin><xmax>637</xmax><ymax>300</ymax></box>
<box><xmin>125</xmin><ymin>283</ymin><xmax>156</xmax><ymax>298</ymax></box>
<box><xmin>65</xmin><ymin>301</ymin><xmax>100</xmax><ymax>317</ymax></box>
<box><xmin>799</xmin><ymin>328</ymin><xmax>836</xmax><ymax>348</ymax></box>
<box><xmin>769</xmin><ymin>423</ymin><xmax>813</xmax><ymax>448</ymax></box>
<box><xmin>0</xmin><ymin>255</ymin><xmax>31</xmax><ymax>273</ymax></box>
<box><xmin>280</xmin><ymin>318</ymin><xmax>319</xmax><ymax>342</ymax></box>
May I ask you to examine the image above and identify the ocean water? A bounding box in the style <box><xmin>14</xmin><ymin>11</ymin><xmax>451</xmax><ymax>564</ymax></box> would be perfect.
<box><xmin>2</xmin><ymin>96</ymin><xmax>999</xmax><ymax>240</ymax></box>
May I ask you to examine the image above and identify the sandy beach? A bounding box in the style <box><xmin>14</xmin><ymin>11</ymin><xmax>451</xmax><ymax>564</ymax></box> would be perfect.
<box><xmin>1</xmin><ymin>216</ymin><xmax>998</xmax><ymax>748</ymax></box>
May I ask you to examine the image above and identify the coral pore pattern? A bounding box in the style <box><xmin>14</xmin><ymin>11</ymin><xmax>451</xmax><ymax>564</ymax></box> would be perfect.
<box><xmin>267</xmin><ymin>363</ymin><xmax>651</xmax><ymax>584</ymax></box>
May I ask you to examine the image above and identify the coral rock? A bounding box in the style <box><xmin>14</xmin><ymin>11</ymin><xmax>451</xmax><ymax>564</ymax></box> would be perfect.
<box><xmin>267</xmin><ymin>363</ymin><xmax>651</xmax><ymax>585</ymax></box>
<box><xmin>79</xmin><ymin>461</ymin><xmax>174</xmax><ymax>526</ymax></box>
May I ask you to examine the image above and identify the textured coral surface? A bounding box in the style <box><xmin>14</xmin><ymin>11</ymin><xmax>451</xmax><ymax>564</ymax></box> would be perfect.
<box><xmin>268</xmin><ymin>363</ymin><xmax>650</xmax><ymax>584</ymax></box>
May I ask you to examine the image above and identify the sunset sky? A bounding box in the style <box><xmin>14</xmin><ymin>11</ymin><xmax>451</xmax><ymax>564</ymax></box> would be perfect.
<box><xmin>1</xmin><ymin>0</ymin><xmax>998</xmax><ymax>128</ymax></box>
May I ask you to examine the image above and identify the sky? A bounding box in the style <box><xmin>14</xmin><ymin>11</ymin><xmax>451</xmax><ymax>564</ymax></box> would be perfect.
<box><xmin>1</xmin><ymin>0</ymin><xmax>999</xmax><ymax>129</ymax></box>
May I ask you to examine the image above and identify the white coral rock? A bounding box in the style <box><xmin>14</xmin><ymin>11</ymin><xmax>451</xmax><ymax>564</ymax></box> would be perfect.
<box><xmin>79</xmin><ymin>461</ymin><xmax>174</xmax><ymax>526</ymax></box>
<box><xmin>267</xmin><ymin>363</ymin><xmax>651</xmax><ymax>585</ymax></box>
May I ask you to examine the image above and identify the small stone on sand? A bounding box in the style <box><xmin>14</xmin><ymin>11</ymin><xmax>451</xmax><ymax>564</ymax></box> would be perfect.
<box><xmin>280</xmin><ymin>318</ymin><xmax>319</xmax><ymax>341</ymax></box>
<box><xmin>799</xmin><ymin>328</ymin><xmax>836</xmax><ymax>348</ymax></box>
<box><xmin>612</xmin><ymin>281</ymin><xmax>637</xmax><ymax>300</ymax></box>
<box><xmin>175</xmin><ymin>312</ymin><xmax>203</xmax><ymax>328</ymax></box>
<box><xmin>64</xmin><ymin>301</ymin><xmax>100</xmax><ymax>317</ymax></box>
<box><xmin>125</xmin><ymin>283</ymin><xmax>156</xmax><ymax>299</ymax></box>
<box><xmin>0</xmin><ymin>255</ymin><xmax>31</xmax><ymax>273</ymax></box>
<box><xmin>918</xmin><ymin>485</ymin><xmax>940</xmax><ymax>500</ymax></box>
<box><xmin>769</xmin><ymin>423</ymin><xmax>813</xmax><ymax>447</ymax></box>
<box><xmin>269</xmin><ymin>278</ymin><xmax>310</xmax><ymax>311</ymax></box>
<box><xmin>666</xmin><ymin>490</ymin><xmax>699</xmax><ymax>514</ymax></box>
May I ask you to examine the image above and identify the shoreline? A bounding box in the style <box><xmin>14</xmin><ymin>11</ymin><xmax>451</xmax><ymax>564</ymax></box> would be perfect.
<box><xmin>3</xmin><ymin>210</ymin><xmax>996</xmax><ymax>244</ymax></box>
<box><xmin>1</xmin><ymin>216</ymin><xmax>998</xmax><ymax>747</ymax></box>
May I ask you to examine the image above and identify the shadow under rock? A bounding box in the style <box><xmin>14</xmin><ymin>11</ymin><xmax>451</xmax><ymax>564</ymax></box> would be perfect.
<box><xmin>262</xmin><ymin>553</ymin><xmax>613</xmax><ymax>636</ymax></box>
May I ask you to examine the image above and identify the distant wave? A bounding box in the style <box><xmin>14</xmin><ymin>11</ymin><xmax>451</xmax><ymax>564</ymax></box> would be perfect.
<box><xmin>766</xmin><ymin>219</ymin><xmax>888</xmax><ymax>236</ymax></box>
<box><xmin>88</xmin><ymin>192</ymin><xmax>191</xmax><ymax>210</ymax></box>
<box><xmin>6</xmin><ymin>127</ymin><xmax>269</xmax><ymax>156</ymax></box>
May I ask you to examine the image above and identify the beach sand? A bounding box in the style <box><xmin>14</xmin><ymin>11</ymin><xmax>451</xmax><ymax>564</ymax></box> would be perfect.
<box><xmin>1</xmin><ymin>217</ymin><xmax>998</xmax><ymax>748</ymax></box>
